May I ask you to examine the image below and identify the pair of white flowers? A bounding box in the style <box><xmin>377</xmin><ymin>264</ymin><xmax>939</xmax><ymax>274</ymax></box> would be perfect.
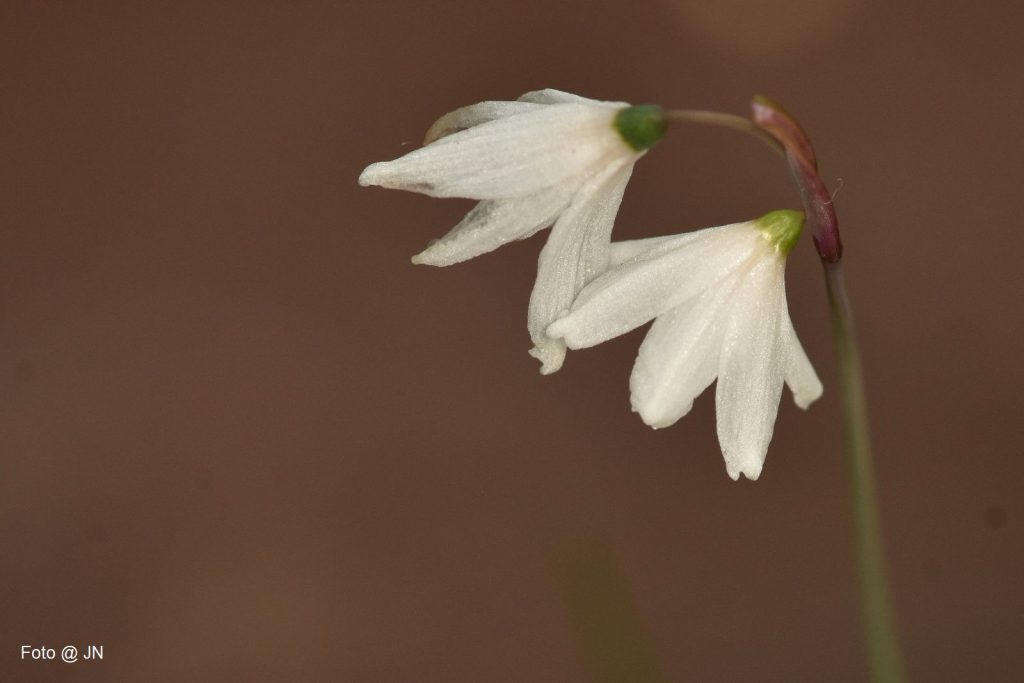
<box><xmin>360</xmin><ymin>89</ymin><xmax>822</xmax><ymax>480</ymax></box>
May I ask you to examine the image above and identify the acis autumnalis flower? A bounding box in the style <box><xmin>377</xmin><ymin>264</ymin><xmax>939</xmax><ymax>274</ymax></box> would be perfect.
<box><xmin>359</xmin><ymin>89</ymin><xmax>667</xmax><ymax>374</ymax></box>
<box><xmin>547</xmin><ymin>210</ymin><xmax>823</xmax><ymax>480</ymax></box>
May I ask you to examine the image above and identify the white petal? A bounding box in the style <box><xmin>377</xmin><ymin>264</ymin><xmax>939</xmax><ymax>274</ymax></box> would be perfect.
<box><xmin>517</xmin><ymin>89</ymin><xmax>617</xmax><ymax>106</ymax></box>
<box><xmin>781</xmin><ymin>309</ymin><xmax>823</xmax><ymax>409</ymax></box>
<box><xmin>411</xmin><ymin>185</ymin><xmax>573</xmax><ymax>266</ymax></box>
<box><xmin>547</xmin><ymin>223</ymin><xmax>760</xmax><ymax>350</ymax></box>
<box><xmin>607</xmin><ymin>234</ymin><xmax>690</xmax><ymax>268</ymax></box>
<box><xmin>528</xmin><ymin>159</ymin><xmax>635</xmax><ymax>374</ymax></box>
<box><xmin>715</xmin><ymin>256</ymin><xmax>787</xmax><ymax>481</ymax></box>
<box><xmin>423</xmin><ymin>101</ymin><xmax>544</xmax><ymax>144</ymax></box>
<box><xmin>359</xmin><ymin>104</ymin><xmax>627</xmax><ymax>200</ymax></box>
<box><xmin>629</xmin><ymin>267</ymin><xmax>748</xmax><ymax>429</ymax></box>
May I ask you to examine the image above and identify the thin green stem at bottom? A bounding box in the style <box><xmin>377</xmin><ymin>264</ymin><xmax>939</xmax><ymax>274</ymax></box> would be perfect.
<box><xmin>824</xmin><ymin>262</ymin><xmax>907</xmax><ymax>683</ymax></box>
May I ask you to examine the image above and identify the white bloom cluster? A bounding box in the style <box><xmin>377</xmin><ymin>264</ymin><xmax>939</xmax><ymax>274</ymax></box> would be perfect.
<box><xmin>360</xmin><ymin>89</ymin><xmax>821</xmax><ymax>480</ymax></box>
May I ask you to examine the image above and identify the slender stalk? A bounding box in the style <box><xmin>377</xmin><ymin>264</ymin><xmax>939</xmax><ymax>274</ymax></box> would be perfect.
<box><xmin>825</xmin><ymin>263</ymin><xmax>907</xmax><ymax>683</ymax></box>
<box><xmin>750</xmin><ymin>97</ymin><xmax>907</xmax><ymax>681</ymax></box>
<box><xmin>664</xmin><ymin>109</ymin><xmax>786</xmax><ymax>157</ymax></box>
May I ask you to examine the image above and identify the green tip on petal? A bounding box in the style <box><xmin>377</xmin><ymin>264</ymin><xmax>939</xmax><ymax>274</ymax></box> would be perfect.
<box><xmin>614</xmin><ymin>105</ymin><xmax>667</xmax><ymax>151</ymax></box>
<box><xmin>754</xmin><ymin>209</ymin><xmax>805</xmax><ymax>255</ymax></box>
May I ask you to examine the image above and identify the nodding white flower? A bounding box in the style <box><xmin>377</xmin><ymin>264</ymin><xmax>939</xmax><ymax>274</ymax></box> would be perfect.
<box><xmin>359</xmin><ymin>89</ymin><xmax>668</xmax><ymax>374</ymax></box>
<box><xmin>547</xmin><ymin>210</ymin><xmax>823</xmax><ymax>481</ymax></box>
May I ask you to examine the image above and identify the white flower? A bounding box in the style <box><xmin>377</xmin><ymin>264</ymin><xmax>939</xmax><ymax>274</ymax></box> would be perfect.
<box><xmin>547</xmin><ymin>210</ymin><xmax>823</xmax><ymax>481</ymax></box>
<box><xmin>359</xmin><ymin>89</ymin><xmax>668</xmax><ymax>374</ymax></box>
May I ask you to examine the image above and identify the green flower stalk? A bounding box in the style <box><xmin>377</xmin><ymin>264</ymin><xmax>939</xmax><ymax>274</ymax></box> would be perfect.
<box><xmin>753</xmin><ymin>97</ymin><xmax>908</xmax><ymax>683</ymax></box>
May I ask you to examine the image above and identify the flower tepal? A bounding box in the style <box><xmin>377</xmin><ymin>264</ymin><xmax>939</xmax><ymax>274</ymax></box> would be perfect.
<box><xmin>358</xmin><ymin>89</ymin><xmax>667</xmax><ymax>374</ymax></box>
<box><xmin>547</xmin><ymin>210</ymin><xmax>823</xmax><ymax>481</ymax></box>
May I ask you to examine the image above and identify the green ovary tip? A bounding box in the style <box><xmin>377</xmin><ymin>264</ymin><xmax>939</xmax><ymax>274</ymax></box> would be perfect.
<box><xmin>614</xmin><ymin>105</ymin><xmax>667</xmax><ymax>151</ymax></box>
<box><xmin>754</xmin><ymin>209</ymin><xmax>805</xmax><ymax>255</ymax></box>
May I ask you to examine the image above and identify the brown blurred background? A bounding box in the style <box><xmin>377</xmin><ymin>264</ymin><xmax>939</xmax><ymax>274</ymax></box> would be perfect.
<box><xmin>1</xmin><ymin>1</ymin><xmax>1021</xmax><ymax>681</ymax></box>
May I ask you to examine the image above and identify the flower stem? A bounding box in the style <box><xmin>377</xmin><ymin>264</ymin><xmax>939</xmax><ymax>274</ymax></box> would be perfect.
<box><xmin>664</xmin><ymin>109</ymin><xmax>785</xmax><ymax>157</ymax></box>
<box><xmin>749</xmin><ymin>96</ymin><xmax>907</xmax><ymax>682</ymax></box>
<box><xmin>825</xmin><ymin>262</ymin><xmax>908</xmax><ymax>683</ymax></box>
